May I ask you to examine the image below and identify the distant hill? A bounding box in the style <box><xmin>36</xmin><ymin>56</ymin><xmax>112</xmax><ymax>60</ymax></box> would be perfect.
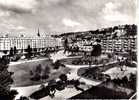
<box><xmin>52</xmin><ymin>24</ymin><xmax>137</xmax><ymax>38</ymax></box>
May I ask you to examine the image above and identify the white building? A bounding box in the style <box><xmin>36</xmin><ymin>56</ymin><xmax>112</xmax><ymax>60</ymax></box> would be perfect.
<box><xmin>0</xmin><ymin>35</ymin><xmax>61</xmax><ymax>51</ymax></box>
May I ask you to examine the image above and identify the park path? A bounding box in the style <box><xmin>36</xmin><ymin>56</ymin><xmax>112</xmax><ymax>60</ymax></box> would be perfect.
<box><xmin>11</xmin><ymin>50</ymin><xmax>101</xmax><ymax>100</ymax></box>
<box><xmin>11</xmin><ymin>50</ymin><xmax>137</xmax><ymax>100</ymax></box>
<box><xmin>9</xmin><ymin>57</ymin><xmax>49</xmax><ymax>66</ymax></box>
<box><xmin>50</xmin><ymin>50</ymin><xmax>81</xmax><ymax>62</ymax></box>
<box><xmin>40</xmin><ymin>50</ymin><xmax>102</xmax><ymax>100</ymax></box>
<box><xmin>50</xmin><ymin>50</ymin><xmax>102</xmax><ymax>85</ymax></box>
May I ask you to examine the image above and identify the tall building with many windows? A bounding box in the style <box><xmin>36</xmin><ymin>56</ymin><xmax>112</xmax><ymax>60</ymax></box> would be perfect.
<box><xmin>0</xmin><ymin>35</ymin><xmax>61</xmax><ymax>51</ymax></box>
<box><xmin>101</xmin><ymin>35</ymin><xmax>137</xmax><ymax>53</ymax></box>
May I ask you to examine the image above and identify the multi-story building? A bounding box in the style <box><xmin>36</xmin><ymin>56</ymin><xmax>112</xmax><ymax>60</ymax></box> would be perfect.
<box><xmin>58</xmin><ymin>24</ymin><xmax>137</xmax><ymax>54</ymax></box>
<box><xmin>101</xmin><ymin>35</ymin><xmax>137</xmax><ymax>53</ymax></box>
<box><xmin>0</xmin><ymin>35</ymin><xmax>61</xmax><ymax>51</ymax></box>
<box><xmin>73</xmin><ymin>34</ymin><xmax>137</xmax><ymax>54</ymax></box>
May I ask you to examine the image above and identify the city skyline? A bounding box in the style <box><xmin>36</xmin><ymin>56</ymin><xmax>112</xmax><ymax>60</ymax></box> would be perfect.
<box><xmin>0</xmin><ymin>0</ymin><xmax>136</xmax><ymax>36</ymax></box>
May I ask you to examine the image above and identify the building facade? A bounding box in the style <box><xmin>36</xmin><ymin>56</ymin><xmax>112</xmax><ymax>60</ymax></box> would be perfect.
<box><xmin>101</xmin><ymin>35</ymin><xmax>137</xmax><ymax>53</ymax></box>
<box><xmin>68</xmin><ymin>35</ymin><xmax>137</xmax><ymax>54</ymax></box>
<box><xmin>0</xmin><ymin>35</ymin><xmax>62</xmax><ymax>51</ymax></box>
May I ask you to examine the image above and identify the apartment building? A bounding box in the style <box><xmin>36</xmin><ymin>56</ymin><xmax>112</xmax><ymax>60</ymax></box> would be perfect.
<box><xmin>101</xmin><ymin>35</ymin><xmax>137</xmax><ymax>53</ymax></box>
<box><xmin>0</xmin><ymin>35</ymin><xmax>61</xmax><ymax>51</ymax></box>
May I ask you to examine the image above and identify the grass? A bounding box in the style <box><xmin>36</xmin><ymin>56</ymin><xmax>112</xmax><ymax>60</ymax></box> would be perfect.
<box><xmin>60</xmin><ymin>54</ymin><xmax>115</xmax><ymax>66</ymax></box>
<box><xmin>70</xmin><ymin>84</ymin><xmax>134</xmax><ymax>99</ymax></box>
<box><xmin>60</xmin><ymin>57</ymin><xmax>82</xmax><ymax>65</ymax></box>
<box><xmin>8</xmin><ymin>59</ymin><xmax>70</xmax><ymax>87</ymax></box>
<box><xmin>77</xmin><ymin>61</ymin><xmax>119</xmax><ymax>82</ymax></box>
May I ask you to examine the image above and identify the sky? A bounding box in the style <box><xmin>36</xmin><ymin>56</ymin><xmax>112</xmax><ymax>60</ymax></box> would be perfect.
<box><xmin>0</xmin><ymin>0</ymin><xmax>137</xmax><ymax>36</ymax></box>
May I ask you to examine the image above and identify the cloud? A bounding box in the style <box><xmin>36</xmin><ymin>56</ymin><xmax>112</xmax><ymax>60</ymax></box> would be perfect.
<box><xmin>1</xmin><ymin>23</ymin><xmax>26</xmax><ymax>30</ymax></box>
<box><xmin>62</xmin><ymin>18</ymin><xmax>81</xmax><ymax>27</ymax></box>
<box><xmin>101</xmin><ymin>2</ymin><xmax>134</xmax><ymax>24</ymax></box>
<box><xmin>0</xmin><ymin>0</ymin><xmax>136</xmax><ymax>35</ymax></box>
<box><xmin>0</xmin><ymin>0</ymin><xmax>36</xmax><ymax>10</ymax></box>
<box><xmin>0</xmin><ymin>5</ymin><xmax>31</xmax><ymax>14</ymax></box>
<box><xmin>0</xmin><ymin>0</ymin><xmax>37</xmax><ymax>14</ymax></box>
<box><xmin>0</xmin><ymin>10</ymin><xmax>9</xmax><ymax>17</ymax></box>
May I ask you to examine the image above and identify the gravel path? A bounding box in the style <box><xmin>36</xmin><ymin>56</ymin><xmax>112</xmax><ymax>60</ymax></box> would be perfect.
<box><xmin>11</xmin><ymin>50</ymin><xmax>102</xmax><ymax>100</ymax></box>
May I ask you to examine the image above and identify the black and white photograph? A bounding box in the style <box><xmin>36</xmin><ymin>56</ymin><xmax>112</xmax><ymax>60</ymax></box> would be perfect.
<box><xmin>0</xmin><ymin>0</ymin><xmax>137</xmax><ymax>100</ymax></box>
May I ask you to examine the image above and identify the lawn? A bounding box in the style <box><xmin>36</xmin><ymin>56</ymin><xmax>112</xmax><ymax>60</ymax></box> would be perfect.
<box><xmin>60</xmin><ymin>54</ymin><xmax>114</xmax><ymax>66</ymax></box>
<box><xmin>8</xmin><ymin>59</ymin><xmax>70</xmax><ymax>87</ymax></box>
<box><xmin>60</xmin><ymin>57</ymin><xmax>82</xmax><ymax>65</ymax></box>
<box><xmin>77</xmin><ymin>61</ymin><xmax>120</xmax><ymax>81</ymax></box>
<box><xmin>70</xmin><ymin>84</ymin><xmax>134</xmax><ymax>99</ymax></box>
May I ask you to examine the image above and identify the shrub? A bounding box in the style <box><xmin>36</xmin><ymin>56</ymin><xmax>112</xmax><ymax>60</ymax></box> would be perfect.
<box><xmin>59</xmin><ymin>74</ymin><xmax>67</xmax><ymax>82</ymax></box>
<box><xmin>41</xmin><ymin>75</ymin><xmax>49</xmax><ymax>80</ymax></box>
<box><xmin>0</xmin><ymin>56</ymin><xmax>18</xmax><ymax>100</ymax></box>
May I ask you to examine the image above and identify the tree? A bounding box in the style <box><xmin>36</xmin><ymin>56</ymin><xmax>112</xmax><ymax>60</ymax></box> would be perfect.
<box><xmin>13</xmin><ymin>46</ymin><xmax>17</xmax><ymax>55</ymax></box>
<box><xmin>56</xmin><ymin>80</ymin><xmax>65</xmax><ymax>91</ymax></box>
<box><xmin>118</xmin><ymin>60</ymin><xmax>127</xmax><ymax>71</ymax></box>
<box><xmin>3</xmin><ymin>50</ymin><xmax>8</xmax><ymax>55</ymax></box>
<box><xmin>42</xmin><ymin>65</ymin><xmax>50</xmax><ymax>79</ymax></box>
<box><xmin>26</xmin><ymin>45</ymin><xmax>32</xmax><ymax>59</ymax></box>
<box><xmin>91</xmin><ymin>43</ymin><xmax>101</xmax><ymax>57</ymax></box>
<box><xmin>53</xmin><ymin>60</ymin><xmax>61</xmax><ymax>69</ymax></box>
<box><xmin>129</xmin><ymin>73</ymin><xmax>136</xmax><ymax>90</ymax></box>
<box><xmin>9</xmin><ymin>47</ymin><xmax>14</xmax><ymax>57</ymax></box>
<box><xmin>30</xmin><ymin>70</ymin><xmax>34</xmax><ymax>76</ymax></box>
<box><xmin>59</xmin><ymin>74</ymin><xmax>67</xmax><ymax>82</ymax></box>
<box><xmin>44</xmin><ymin>65</ymin><xmax>50</xmax><ymax>73</ymax></box>
<box><xmin>0</xmin><ymin>56</ymin><xmax>18</xmax><ymax>100</ymax></box>
<box><xmin>131</xmin><ymin>24</ymin><xmax>137</xmax><ymax>35</ymax></box>
<box><xmin>1</xmin><ymin>56</ymin><xmax>10</xmax><ymax>65</ymax></box>
<box><xmin>35</xmin><ymin>64</ymin><xmax>42</xmax><ymax>74</ymax></box>
<box><xmin>30</xmin><ymin>64</ymin><xmax>42</xmax><ymax>81</ymax></box>
<box><xmin>47</xmin><ymin>79</ymin><xmax>57</xmax><ymax>97</ymax></box>
<box><xmin>30</xmin><ymin>73</ymin><xmax>41</xmax><ymax>81</ymax></box>
<box><xmin>63</xmin><ymin>38</ymin><xmax>69</xmax><ymax>54</ymax></box>
<box><xmin>33</xmin><ymin>48</ymin><xmax>37</xmax><ymax>56</ymax></box>
<box><xmin>107</xmin><ymin>53</ymin><xmax>112</xmax><ymax>59</ymax></box>
<box><xmin>113</xmin><ymin>26</ymin><xmax>118</xmax><ymax>31</ymax></box>
<box><xmin>91</xmin><ymin>42</ymin><xmax>102</xmax><ymax>65</ymax></box>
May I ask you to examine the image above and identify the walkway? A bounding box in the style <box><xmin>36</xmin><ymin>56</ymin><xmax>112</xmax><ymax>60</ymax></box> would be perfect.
<box><xmin>12</xmin><ymin>50</ymin><xmax>136</xmax><ymax>100</ymax></box>
<box><xmin>9</xmin><ymin>57</ymin><xmax>49</xmax><ymax>66</ymax></box>
<box><xmin>50</xmin><ymin>50</ymin><xmax>81</xmax><ymax>62</ymax></box>
<box><xmin>11</xmin><ymin>50</ymin><xmax>102</xmax><ymax>100</ymax></box>
<box><xmin>103</xmin><ymin>66</ymin><xmax>137</xmax><ymax>79</ymax></box>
